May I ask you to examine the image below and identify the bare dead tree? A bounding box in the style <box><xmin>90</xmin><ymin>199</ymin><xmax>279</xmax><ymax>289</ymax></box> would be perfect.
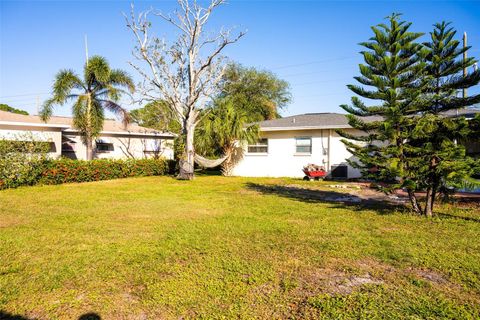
<box><xmin>117</xmin><ymin>137</ymin><xmax>136</xmax><ymax>159</ymax></box>
<box><xmin>125</xmin><ymin>0</ymin><xmax>245</xmax><ymax>179</ymax></box>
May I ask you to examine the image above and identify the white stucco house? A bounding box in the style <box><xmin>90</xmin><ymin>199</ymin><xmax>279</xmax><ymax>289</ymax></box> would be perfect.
<box><xmin>232</xmin><ymin>110</ymin><xmax>480</xmax><ymax>179</ymax></box>
<box><xmin>232</xmin><ymin>113</ymin><xmax>367</xmax><ymax>179</ymax></box>
<box><xmin>0</xmin><ymin>110</ymin><xmax>175</xmax><ymax>160</ymax></box>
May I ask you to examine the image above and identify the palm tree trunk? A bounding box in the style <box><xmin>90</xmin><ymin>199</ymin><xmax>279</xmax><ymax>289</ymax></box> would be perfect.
<box><xmin>178</xmin><ymin>122</ymin><xmax>195</xmax><ymax>180</ymax></box>
<box><xmin>86</xmin><ymin>136</ymin><xmax>94</xmax><ymax>161</ymax></box>
<box><xmin>221</xmin><ymin>146</ymin><xmax>233</xmax><ymax>176</ymax></box>
<box><xmin>86</xmin><ymin>93</ymin><xmax>94</xmax><ymax>161</ymax></box>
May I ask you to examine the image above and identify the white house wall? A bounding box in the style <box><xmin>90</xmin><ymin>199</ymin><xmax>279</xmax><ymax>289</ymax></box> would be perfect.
<box><xmin>0</xmin><ymin>126</ymin><xmax>63</xmax><ymax>158</ymax></box>
<box><xmin>0</xmin><ymin>125</ymin><xmax>174</xmax><ymax>160</ymax></box>
<box><xmin>232</xmin><ymin>128</ymin><xmax>362</xmax><ymax>178</ymax></box>
<box><xmin>63</xmin><ymin>133</ymin><xmax>174</xmax><ymax>160</ymax></box>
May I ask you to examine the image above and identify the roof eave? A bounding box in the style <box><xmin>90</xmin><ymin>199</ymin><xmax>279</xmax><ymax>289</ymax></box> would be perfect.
<box><xmin>260</xmin><ymin>125</ymin><xmax>352</xmax><ymax>131</ymax></box>
<box><xmin>0</xmin><ymin>121</ymin><xmax>70</xmax><ymax>128</ymax></box>
<box><xmin>63</xmin><ymin>128</ymin><xmax>176</xmax><ymax>138</ymax></box>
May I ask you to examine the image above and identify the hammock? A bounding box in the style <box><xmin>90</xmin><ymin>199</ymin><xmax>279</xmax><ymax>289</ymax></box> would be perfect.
<box><xmin>194</xmin><ymin>153</ymin><xmax>228</xmax><ymax>168</ymax></box>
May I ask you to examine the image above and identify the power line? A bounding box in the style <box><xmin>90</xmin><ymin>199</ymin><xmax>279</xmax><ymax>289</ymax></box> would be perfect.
<box><xmin>281</xmin><ymin>68</ymin><xmax>353</xmax><ymax>77</ymax></box>
<box><xmin>1</xmin><ymin>97</ymin><xmax>47</xmax><ymax>104</ymax></box>
<box><xmin>290</xmin><ymin>78</ymin><xmax>351</xmax><ymax>86</ymax></box>
<box><xmin>295</xmin><ymin>92</ymin><xmax>350</xmax><ymax>99</ymax></box>
<box><xmin>271</xmin><ymin>56</ymin><xmax>355</xmax><ymax>70</ymax></box>
<box><xmin>0</xmin><ymin>92</ymin><xmax>49</xmax><ymax>99</ymax></box>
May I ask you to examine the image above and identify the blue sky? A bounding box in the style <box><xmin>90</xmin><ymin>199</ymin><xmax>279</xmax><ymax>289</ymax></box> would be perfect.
<box><xmin>1</xmin><ymin>0</ymin><xmax>479</xmax><ymax>117</ymax></box>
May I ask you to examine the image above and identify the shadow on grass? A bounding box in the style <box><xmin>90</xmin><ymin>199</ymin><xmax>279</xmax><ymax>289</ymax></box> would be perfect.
<box><xmin>0</xmin><ymin>311</ymin><xmax>31</xmax><ymax>320</ymax></box>
<box><xmin>78</xmin><ymin>313</ymin><xmax>101</xmax><ymax>320</ymax></box>
<box><xmin>437</xmin><ymin>212</ymin><xmax>480</xmax><ymax>223</ymax></box>
<box><xmin>245</xmin><ymin>182</ymin><xmax>405</xmax><ymax>215</ymax></box>
<box><xmin>0</xmin><ymin>311</ymin><xmax>101</xmax><ymax>320</ymax></box>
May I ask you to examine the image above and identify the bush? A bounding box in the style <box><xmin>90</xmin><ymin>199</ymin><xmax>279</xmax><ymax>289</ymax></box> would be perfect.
<box><xmin>0</xmin><ymin>136</ymin><xmax>50</xmax><ymax>189</ymax></box>
<box><xmin>0</xmin><ymin>155</ymin><xmax>169</xmax><ymax>190</ymax></box>
<box><xmin>38</xmin><ymin>158</ymin><xmax>168</xmax><ymax>185</ymax></box>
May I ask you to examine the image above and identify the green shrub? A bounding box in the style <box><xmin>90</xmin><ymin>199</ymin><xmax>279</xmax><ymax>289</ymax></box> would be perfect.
<box><xmin>0</xmin><ymin>137</ymin><xmax>50</xmax><ymax>189</ymax></box>
<box><xmin>38</xmin><ymin>158</ymin><xmax>168</xmax><ymax>185</ymax></box>
<box><xmin>0</xmin><ymin>133</ymin><xmax>171</xmax><ymax>190</ymax></box>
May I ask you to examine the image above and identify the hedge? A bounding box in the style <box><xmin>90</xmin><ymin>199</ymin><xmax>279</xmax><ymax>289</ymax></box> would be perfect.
<box><xmin>39</xmin><ymin>158</ymin><xmax>168</xmax><ymax>185</ymax></box>
<box><xmin>0</xmin><ymin>158</ymin><xmax>169</xmax><ymax>189</ymax></box>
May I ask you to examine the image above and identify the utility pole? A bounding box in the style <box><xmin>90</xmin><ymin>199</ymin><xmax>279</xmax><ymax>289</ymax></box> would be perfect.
<box><xmin>463</xmin><ymin>32</ymin><xmax>467</xmax><ymax>99</ymax></box>
<box><xmin>36</xmin><ymin>96</ymin><xmax>40</xmax><ymax>115</ymax></box>
<box><xmin>85</xmin><ymin>34</ymin><xmax>89</xmax><ymax>66</ymax></box>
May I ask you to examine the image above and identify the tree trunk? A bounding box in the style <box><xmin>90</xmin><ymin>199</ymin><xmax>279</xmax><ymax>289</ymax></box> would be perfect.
<box><xmin>221</xmin><ymin>146</ymin><xmax>233</xmax><ymax>177</ymax></box>
<box><xmin>424</xmin><ymin>159</ymin><xmax>439</xmax><ymax>217</ymax></box>
<box><xmin>424</xmin><ymin>187</ymin><xmax>434</xmax><ymax>217</ymax></box>
<box><xmin>407</xmin><ymin>189</ymin><xmax>422</xmax><ymax>215</ymax></box>
<box><xmin>85</xmin><ymin>94</ymin><xmax>94</xmax><ymax>161</ymax></box>
<box><xmin>86</xmin><ymin>136</ymin><xmax>94</xmax><ymax>161</ymax></box>
<box><xmin>425</xmin><ymin>178</ymin><xmax>438</xmax><ymax>217</ymax></box>
<box><xmin>178</xmin><ymin>123</ymin><xmax>195</xmax><ymax>180</ymax></box>
<box><xmin>430</xmin><ymin>182</ymin><xmax>437</xmax><ymax>215</ymax></box>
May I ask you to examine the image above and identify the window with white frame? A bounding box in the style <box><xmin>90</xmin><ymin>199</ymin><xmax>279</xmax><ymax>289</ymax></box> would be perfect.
<box><xmin>144</xmin><ymin>139</ymin><xmax>162</xmax><ymax>154</ymax></box>
<box><xmin>247</xmin><ymin>138</ymin><xmax>268</xmax><ymax>153</ymax></box>
<box><xmin>295</xmin><ymin>137</ymin><xmax>312</xmax><ymax>154</ymax></box>
<box><xmin>96</xmin><ymin>139</ymin><xmax>114</xmax><ymax>152</ymax></box>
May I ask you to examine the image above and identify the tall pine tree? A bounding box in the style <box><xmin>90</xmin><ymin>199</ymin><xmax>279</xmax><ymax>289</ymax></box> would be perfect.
<box><xmin>338</xmin><ymin>14</ymin><xmax>426</xmax><ymax>214</ymax></box>
<box><xmin>411</xmin><ymin>22</ymin><xmax>480</xmax><ymax>216</ymax></box>
<box><xmin>340</xmin><ymin>17</ymin><xmax>480</xmax><ymax>216</ymax></box>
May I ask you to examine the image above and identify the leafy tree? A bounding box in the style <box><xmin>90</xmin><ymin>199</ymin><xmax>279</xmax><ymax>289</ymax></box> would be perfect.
<box><xmin>41</xmin><ymin>56</ymin><xmax>134</xmax><ymax>160</ymax></box>
<box><xmin>130</xmin><ymin>101</ymin><xmax>181</xmax><ymax>134</ymax></box>
<box><xmin>337</xmin><ymin>14</ymin><xmax>427</xmax><ymax>214</ymax></box>
<box><xmin>0</xmin><ymin>103</ymin><xmax>29</xmax><ymax>115</ymax></box>
<box><xmin>187</xmin><ymin>63</ymin><xmax>289</xmax><ymax>175</ymax></box>
<box><xmin>130</xmin><ymin>101</ymin><xmax>183</xmax><ymax>162</ymax></box>
<box><xmin>219</xmin><ymin>63</ymin><xmax>292</xmax><ymax>121</ymax></box>
<box><xmin>195</xmin><ymin>98</ymin><xmax>259</xmax><ymax>176</ymax></box>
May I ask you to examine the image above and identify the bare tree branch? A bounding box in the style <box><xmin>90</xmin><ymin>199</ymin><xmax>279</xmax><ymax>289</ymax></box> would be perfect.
<box><xmin>125</xmin><ymin>0</ymin><xmax>245</xmax><ymax>179</ymax></box>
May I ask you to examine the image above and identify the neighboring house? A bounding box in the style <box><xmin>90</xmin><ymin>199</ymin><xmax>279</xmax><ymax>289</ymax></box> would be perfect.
<box><xmin>232</xmin><ymin>110</ymin><xmax>480</xmax><ymax>179</ymax></box>
<box><xmin>0</xmin><ymin>110</ymin><xmax>175</xmax><ymax>160</ymax></box>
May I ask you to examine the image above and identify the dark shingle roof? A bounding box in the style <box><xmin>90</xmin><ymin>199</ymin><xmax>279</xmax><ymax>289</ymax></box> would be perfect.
<box><xmin>256</xmin><ymin>113</ymin><xmax>380</xmax><ymax>131</ymax></box>
<box><xmin>256</xmin><ymin>108</ymin><xmax>480</xmax><ymax>131</ymax></box>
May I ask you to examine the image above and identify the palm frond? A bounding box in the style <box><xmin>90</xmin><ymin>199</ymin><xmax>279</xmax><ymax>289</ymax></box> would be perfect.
<box><xmin>41</xmin><ymin>70</ymin><xmax>83</xmax><ymax>120</ymax></box>
<box><xmin>99</xmin><ymin>100</ymin><xmax>130</xmax><ymax>127</ymax></box>
<box><xmin>85</xmin><ymin>55</ymin><xmax>111</xmax><ymax>85</ymax></box>
<box><xmin>109</xmin><ymin>69</ymin><xmax>135</xmax><ymax>93</ymax></box>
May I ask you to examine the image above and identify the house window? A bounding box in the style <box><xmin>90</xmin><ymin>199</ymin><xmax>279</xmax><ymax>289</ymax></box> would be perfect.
<box><xmin>248</xmin><ymin>138</ymin><xmax>268</xmax><ymax>153</ymax></box>
<box><xmin>144</xmin><ymin>139</ymin><xmax>162</xmax><ymax>153</ymax></box>
<box><xmin>96</xmin><ymin>139</ymin><xmax>114</xmax><ymax>152</ymax></box>
<box><xmin>62</xmin><ymin>136</ymin><xmax>76</xmax><ymax>152</ymax></box>
<box><xmin>295</xmin><ymin>137</ymin><xmax>312</xmax><ymax>154</ymax></box>
<box><xmin>144</xmin><ymin>139</ymin><xmax>162</xmax><ymax>157</ymax></box>
<box><xmin>96</xmin><ymin>143</ymin><xmax>114</xmax><ymax>152</ymax></box>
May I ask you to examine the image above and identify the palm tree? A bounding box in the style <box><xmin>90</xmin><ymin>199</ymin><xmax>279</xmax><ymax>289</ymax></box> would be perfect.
<box><xmin>41</xmin><ymin>55</ymin><xmax>135</xmax><ymax>160</ymax></box>
<box><xmin>196</xmin><ymin>98</ymin><xmax>259</xmax><ymax>176</ymax></box>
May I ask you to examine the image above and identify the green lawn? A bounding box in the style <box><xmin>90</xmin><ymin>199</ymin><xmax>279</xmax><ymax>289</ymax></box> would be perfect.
<box><xmin>1</xmin><ymin>176</ymin><xmax>479</xmax><ymax>319</ymax></box>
